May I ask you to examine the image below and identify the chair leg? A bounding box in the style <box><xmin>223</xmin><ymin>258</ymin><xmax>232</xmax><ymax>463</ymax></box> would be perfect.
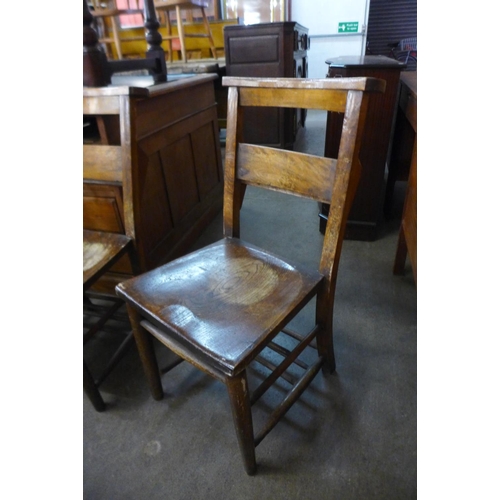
<box><xmin>393</xmin><ymin>226</ymin><xmax>408</xmax><ymax>275</ymax></box>
<box><xmin>201</xmin><ymin>8</ymin><xmax>217</xmax><ymax>59</ymax></box>
<box><xmin>126</xmin><ymin>304</ymin><xmax>164</xmax><ymax>401</ymax></box>
<box><xmin>84</xmin><ymin>360</ymin><xmax>105</xmax><ymax>412</ymax></box>
<box><xmin>226</xmin><ymin>372</ymin><xmax>257</xmax><ymax>475</ymax></box>
<box><xmin>175</xmin><ymin>6</ymin><xmax>187</xmax><ymax>63</ymax></box>
<box><xmin>165</xmin><ymin>12</ymin><xmax>173</xmax><ymax>63</ymax></box>
<box><xmin>315</xmin><ymin>297</ymin><xmax>336</xmax><ymax>373</ymax></box>
<box><xmin>110</xmin><ymin>16</ymin><xmax>123</xmax><ymax>59</ymax></box>
<box><xmin>316</xmin><ymin>326</ymin><xmax>336</xmax><ymax>374</ymax></box>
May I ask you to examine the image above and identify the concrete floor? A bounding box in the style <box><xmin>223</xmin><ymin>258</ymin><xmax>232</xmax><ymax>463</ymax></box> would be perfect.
<box><xmin>83</xmin><ymin>110</ymin><xmax>417</xmax><ymax>499</ymax></box>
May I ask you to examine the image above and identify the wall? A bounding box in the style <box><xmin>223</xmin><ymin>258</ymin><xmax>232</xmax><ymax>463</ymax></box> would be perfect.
<box><xmin>291</xmin><ymin>0</ymin><xmax>370</xmax><ymax>78</ymax></box>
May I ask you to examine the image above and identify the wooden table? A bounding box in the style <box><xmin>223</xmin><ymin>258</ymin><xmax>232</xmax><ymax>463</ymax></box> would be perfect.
<box><xmin>393</xmin><ymin>71</ymin><xmax>417</xmax><ymax>284</ymax></box>
<box><xmin>83</xmin><ymin>73</ymin><xmax>223</xmax><ymax>294</ymax></box>
<box><xmin>321</xmin><ymin>55</ymin><xmax>406</xmax><ymax>240</ymax></box>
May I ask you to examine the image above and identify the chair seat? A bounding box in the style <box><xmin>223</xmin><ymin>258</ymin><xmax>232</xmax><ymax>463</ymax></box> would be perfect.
<box><xmin>83</xmin><ymin>230</ymin><xmax>132</xmax><ymax>289</ymax></box>
<box><xmin>116</xmin><ymin>238</ymin><xmax>323</xmax><ymax>376</ymax></box>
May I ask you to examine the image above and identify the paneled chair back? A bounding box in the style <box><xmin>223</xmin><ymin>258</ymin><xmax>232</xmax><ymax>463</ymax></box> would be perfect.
<box><xmin>116</xmin><ymin>76</ymin><xmax>386</xmax><ymax>474</ymax></box>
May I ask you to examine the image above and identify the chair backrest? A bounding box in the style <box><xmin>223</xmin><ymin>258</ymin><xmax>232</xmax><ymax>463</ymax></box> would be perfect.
<box><xmin>221</xmin><ymin>76</ymin><xmax>385</xmax><ymax>290</ymax></box>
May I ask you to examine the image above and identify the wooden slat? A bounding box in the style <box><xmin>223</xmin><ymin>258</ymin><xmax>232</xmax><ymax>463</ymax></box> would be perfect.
<box><xmin>83</xmin><ymin>95</ymin><xmax>121</xmax><ymax>115</ymax></box>
<box><xmin>238</xmin><ymin>87</ymin><xmax>348</xmax><ymax>113</ymax></box>
<box><xmin>268</xmin><ymin>341</ymin><xmax>308</xmax><ymax>370</ymax></box>
<box><xmin>254</xmin><ymin>355</ymin><xmax>296</xmax><ymax>385</ymax></box>
<box><xmin>250</xmin><ymin>325</ymin><xmax>320</xmax><ymax>405</ymax></box>
<box><xmin>282</xmin><ymin>327</ymin><xmax>318</xmax><ymax>350</ymax></box>
<box><xmin>254</xmin><ymin>356</ymin><xmax>324</xmax><ymax>447</ymax></box>
<box><xmin>83</xmin><ymin>145</ymin><xmax>123</xmax><ymax>182</ymax></box>
<box><xmin>223</xmin><ymin>76</ymin><xmax>386</xmax><ymax>93</ymax></box>
<box><xmin>237</xmin><ymin>144</ymin><xmax>337</xmax><ymax>204</ymax></box>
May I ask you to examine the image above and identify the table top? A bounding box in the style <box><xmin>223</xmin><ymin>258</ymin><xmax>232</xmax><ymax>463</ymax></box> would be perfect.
<box><xmin>326</xmin><ymin>55</ymin><xmax>406</xmax><ymax>69</ymax></box>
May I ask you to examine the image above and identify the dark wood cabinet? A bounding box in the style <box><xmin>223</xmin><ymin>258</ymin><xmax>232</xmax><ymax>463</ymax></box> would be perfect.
<box><xmin>224</xmin><ymin>22</ymin><xmax>309</xmax><ymax>149</ymax></box>
<box><xmin>321</xmin><ymin>55</ymin><xmax>406</xmax><ymax>240</ymax></box>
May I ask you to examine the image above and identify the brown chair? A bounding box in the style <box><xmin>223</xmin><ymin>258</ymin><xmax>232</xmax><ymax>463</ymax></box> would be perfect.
<box><xmin>116</xmin><ymin>76</ymin><xmax>386</xmax><ymax>473</ymax></box>
<box><xmin>83</xmin><ymin>229</ymin><xmax>138</xmax><ymax>411</ymax></box>
<box><xmin>154</xmin><ymin>0</ymin><xmax>217</xmax><ymax>62</ymax></box>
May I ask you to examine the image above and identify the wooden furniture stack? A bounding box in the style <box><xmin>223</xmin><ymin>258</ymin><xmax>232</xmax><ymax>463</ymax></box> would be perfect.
<box><xmin>224</xmin><ymin>22</ymin><xmax>310</xmax><ymax>149</ymax></box>
<box><xmin>83</xmin><ymin>73</ymin><xmax>223</xmax><ymax>294</ymax></box>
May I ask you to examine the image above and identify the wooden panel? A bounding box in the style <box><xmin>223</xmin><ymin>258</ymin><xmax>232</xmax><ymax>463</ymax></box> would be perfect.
<box><xmin>83</xmin><ymin>182</ymin><xmax>124</xmax><ymax>233</ymax></box>
<box><xmin>191</xmin><ymin>121</ymin><xmax>222</xmax><ymax>198</ymax></box>
<box><xmin>227</xmin><ymin>35</ymin><xmax>279</xmax><ymax>64</ymax></box>
<box><xmin>135</xmin><ymin>80</ymin><xmax>216</xmax><ymax>139</ymax></box>
<box><xmin>237</xmin><ymin>143</ymin><xmax>337</xmax><ymax>204</ymax></box>
<box><xmin>138</xmin><ymin>107</ymin><xmax>216</xmax><ymax>158</ymax></box>
<box><xmin>239</xmin><ymin>87</ymin><xmax>348</xmax><ymax>113</ymax></box>
<box><xmin>136</xmin><ymin>150</ymin><xmax>174</xmax><ymax>256</ymax></box>
<box><xmin>83</xmin><ymin>145</ymin><xmax>122</xmax><ymax>182</ymax></box>
<box><xmin>160</xmin><ymin>135</ymin><xmax>200</xmax><ymax>224</ymax></box>
<box><xmin>83</xmin><ymin>75</ymin><xmax>224</xmax><ymax>286</ymax></box>
<box><xmin>83</xmin><ymin>95</ymin><xmax>121</xmax><ymax>115</ymax></box>
<box><xmin>224</xmin><ymin>23</ymin><xmax>309</xmax><ymax>149</ymax></box>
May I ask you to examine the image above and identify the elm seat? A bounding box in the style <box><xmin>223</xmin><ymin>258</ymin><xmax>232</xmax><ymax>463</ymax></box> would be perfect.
<box><xmin>83</xmin><ymin>229</ymin><xmax>137</xmax><ymax>411</ymax></box>
<box><xmin>117</xmin><ymin>238</ymin><xmax>323</xmax><ymax>377</ymax></box>
<box><xmin>116</xmin><ymin>76</ymin><xmax>386</xmax><ymax>474</ymax></box>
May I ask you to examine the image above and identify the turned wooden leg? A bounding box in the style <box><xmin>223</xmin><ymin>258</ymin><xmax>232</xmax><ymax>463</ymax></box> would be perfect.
<box><xmin>226</xmin><ymin>372</ymin><xmax>256</xmax><ymax>475</ymax></box>
<box><xmin>84</xmin><ymin>360</ymin><xmax>105</xmax><ymax>412</ymax></box>
<box><xmin>126</xmin><ymin>304</ymin><xmax>164</xmax><ymax>401</ymax></box>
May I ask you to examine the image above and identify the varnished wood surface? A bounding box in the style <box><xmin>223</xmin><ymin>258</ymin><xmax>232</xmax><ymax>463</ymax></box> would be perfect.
<box><xmin>117</xmin><ymin>238</ymin><xmax>323</xmax><ymax>375</ymax></box>
<box><xmin>323</xmin><ymin>58</ymin><xmax>404</xmax><ymax>240</ymax></box>
<box><xmin>83</xmin><ymin>74</ymin><xmax>223</xmax><ymax>293</ymax></box>
<box><xmin>223</xmin><ymin>23</ymin><xmax>310</xmax><ymax>149</ymax></box>
<box><xmin>393</xmin><ymin>72</ymin><xmax>417</xmax><ymax>284</ymax></box>
<box><xmin>83</xmin><ymin>229</ymin><xmax>132</xmax><ymax>289</ymax></box>
<box><xmin>237</xmin><ymin>143</ymin><xmax>337</xmax><ymax>204</ymax></box>
<box><xmin>117</xmin><ymin>76</ymin><xmax>385</xmax><ymax>474</ymax></box>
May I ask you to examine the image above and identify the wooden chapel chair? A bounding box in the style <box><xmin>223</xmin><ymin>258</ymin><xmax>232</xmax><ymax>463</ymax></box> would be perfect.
<box><xmin>116</xmin><ymin>76</ymin><xmax>386</xmax><ymax>473</ymax></box>
<box><xmin>83</xmin><ymin>230</ymin><xmax>139</xmax><ymax>411</ymax></box>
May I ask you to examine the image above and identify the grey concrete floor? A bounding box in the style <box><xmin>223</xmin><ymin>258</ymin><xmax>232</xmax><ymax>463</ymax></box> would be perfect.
<box><xmin>83</xmin><ymin>110</ymin><xmax>417</xmax><ymax>499</ymax></box>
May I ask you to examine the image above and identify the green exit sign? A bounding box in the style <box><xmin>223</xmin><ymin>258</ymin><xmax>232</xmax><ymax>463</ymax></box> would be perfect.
<box><xmin>338</xmin><ymin>22</ymin><xmax>359</xmax><ymax>33</ymax></box>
